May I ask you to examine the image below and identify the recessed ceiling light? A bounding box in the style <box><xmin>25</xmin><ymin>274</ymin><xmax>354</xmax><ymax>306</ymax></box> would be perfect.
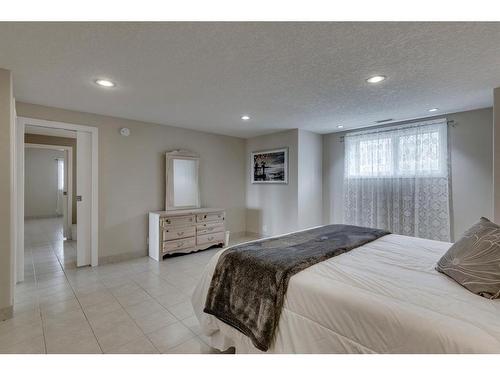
<box><xmin>428</xmin><ymin>108</ymin><xmax>439</xmax><ymax>112</ymax></box>
<box><xmin>337</xmin><ymin>125</ymin><xmax>344</xmax><ymax>129</ymax></box>
<box><xmin>241</xmin><ymin>115</ymin><xmax>250</xmax><ymax>121</ymax></box>
<box><xmin>95</xmin><ymin>79</ymin><xmax>115</xmax><ymax>88</ymax></box>
<box><xmin>366</xmin><ymin>75</ymin><xmax>386</xmax><ymax>84</ymax></box>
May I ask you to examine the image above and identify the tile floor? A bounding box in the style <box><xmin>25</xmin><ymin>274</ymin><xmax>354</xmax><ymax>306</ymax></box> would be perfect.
<box><xmin>1</xmin><ymin>217</ymin><xmax>256</xmax><ymax>354</ymax></box>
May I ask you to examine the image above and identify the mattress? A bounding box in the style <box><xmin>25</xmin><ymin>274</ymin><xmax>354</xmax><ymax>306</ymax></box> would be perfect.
<box><xmin>191</xmin><ymin>232</ymin><xmax>500</xmax><ymax>353</ymax></box>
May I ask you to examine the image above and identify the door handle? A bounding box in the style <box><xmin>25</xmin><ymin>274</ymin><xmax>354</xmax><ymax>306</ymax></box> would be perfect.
<box><xmin>76</xmin><ymin>195</ymin><xmax>82</xmax><ymax>202</ymax></box>
<box><xmin>63</xmin><ymin>191</ymin><xmax>68</xmax><ymax>196</ymax></box>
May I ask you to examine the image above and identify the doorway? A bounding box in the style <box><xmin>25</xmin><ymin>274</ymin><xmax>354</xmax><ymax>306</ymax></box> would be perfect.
<box><xmin>15</xmin><ymin>117</ymin><xmax>99</xmax><ymax>284</ymax></box>
<box><xmin>24</xmin><ymin>142</ymin><xmax>75</xmax><ymax>271</ymax></box>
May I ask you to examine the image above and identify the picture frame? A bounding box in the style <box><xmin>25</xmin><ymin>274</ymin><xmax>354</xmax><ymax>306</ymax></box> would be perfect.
<box><xmin>251</xmin><ymin>147</ymin><xmax>288</xmax><ymax>184</ymax></box>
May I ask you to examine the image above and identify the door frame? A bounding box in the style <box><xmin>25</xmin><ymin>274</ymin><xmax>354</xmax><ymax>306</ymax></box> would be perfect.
<box><xmin>24</xmin><ymin>143</ymin><xmax>73</xmax><ymax>240</ymax></box>
<box><xmin>16</xmin><ymin>117</ymin><xmax>99</xmax><ymax>280</ymax></box>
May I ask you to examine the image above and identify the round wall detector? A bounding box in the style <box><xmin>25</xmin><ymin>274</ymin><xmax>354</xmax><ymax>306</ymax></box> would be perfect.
<box><xmin>120</xmin><ymin>127</ymin><xmax>130</xmax><ymax>137</ymax></box>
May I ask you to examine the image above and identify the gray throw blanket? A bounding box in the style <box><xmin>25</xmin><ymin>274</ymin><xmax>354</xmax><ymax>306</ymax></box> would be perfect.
<box><xmin>204</xmin><ymin>224</ymin><xmax>389</xmax><ymax>351</ymax></box>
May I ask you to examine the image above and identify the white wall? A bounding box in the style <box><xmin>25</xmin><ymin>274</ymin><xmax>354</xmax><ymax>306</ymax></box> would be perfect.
<box><xmin>246</xmin><ymin>129</ymin><xmax>299</xmax><ymax>236</ymax></box>
<box><xmin>494</xmin><ymin>88</ymin><xmax>500</xmax><ymax>222</ymax></box>
<box><xmin>323</xmin><ymin>108</ymin><xmax>493</xmax><ymax>241</ymax></box>
<box><xmin>25</xmin><ymin>134</ymin><xmax>77</xmax><ymax>224</ymax></box>
<box><xmin>298</xmin><ymin>129</ymin><xmax>323</xmax><ymax>229</ymax></box>
<box><xmin>17</xmin><ymin>102</ymin><xmax>247</xmax><ymax>261</ymax></box>
<box><xmin>24</xmin><ymin>148</ymin><xmax>65</xmax><ymax>218</ymax></box>
<box><xmin>15</xmin><ymin>101</ymin><xmax>494</xmax><ymax>267</ymax></box>
<box><xmin>0</xmin><ymin>68</ymin><xmax>14</xmax><ymax>319</ymax></box>
<box><xmin>322</xmin><ymin>131</ymin><xmax>345</xmax><ymax>226</ymax></box>
<box><xmin>245</xmin><ymin>129</ymin><xmax>323</xmax><ymax>237</ymax></box>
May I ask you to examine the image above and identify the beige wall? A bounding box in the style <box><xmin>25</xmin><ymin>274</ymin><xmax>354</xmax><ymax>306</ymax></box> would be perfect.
<box><xmin>298</xmin><ymin>129</ymin><xmax>323</xmax><ymax>229</ymax></box>
<box><xmin>494</xmin><ymin>88</ymin><xmax>500</xmax><ymax>222</ymax></box>
<box><xmin>13</xmin><ymin>102</ymin><xmax>493</xmax><ymax>269</ymax></box>
<box><xmin>246</xmin><ymin>129</ymin><xmax>299</xmax><ymax>236</ymax></box>
<box><xmin>25</xmin><ymin>134</ymin><xmax>77</xmax><ymax>223</ymax></box>
<box><xmin>245</xmin><ymin>129</ymin><xmax>324</xmax><ymax>236</ymax></box>
<box><xmin>17</xmin><ymin>102</ymin><xmax>247</xmax><ymax>261</ymax></box>
<box><xmin>24</xmin><ymin>148</ymin><xmax>65</xmax><ymax>218</ymax></box>
<box><xmin>0</xmin><ymin>69</ymin><xmax>14</xmax><ymax>319</ymax></box>
<box><xmin>323</xmin><ymin>108</ymin><xmax>494</xmax><ymax>241</ymax></box>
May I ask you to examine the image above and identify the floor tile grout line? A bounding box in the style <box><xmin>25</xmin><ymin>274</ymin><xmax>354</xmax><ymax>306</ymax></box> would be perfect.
<box><xmin>104</xmin><ymin>282</ymin><xmax>165</xmax><ymax>354</ymax></box>
<box><xmin>48</xmin><ymin>239</ymin><xmax>105</xmax><ymax>354</ymax></box>
<box><xmin>165</xmin><ymin>335</ymin><xmax>203</xmax><ymax>354</ymax></box>
<box><xmin>138</xmin><ymin>277</ymin><xmax>196</xmax><ymax>323</ymax></box>
<box><xmin>31</xmin><ymin>245</ymin><xmax>48</xmax><ymax>354</ymax></box>
<box><xmin>138</xmin><ymin>277</ymin><xmax>202</xmax><ymax>352</ymax></box>
<box><xmin>19</xmin><ymin>218</ymin><xmax>229</xmax><ymax>354</ymax></box>
<box><xmin>105</xmin><ymin>268</ymin><xmax>199</xmax><ymax>352</ymax></box>
<box><xmin>38</xmin><ymin>305</ymin><xmax>48</xmax><ymax>354</ymax></box>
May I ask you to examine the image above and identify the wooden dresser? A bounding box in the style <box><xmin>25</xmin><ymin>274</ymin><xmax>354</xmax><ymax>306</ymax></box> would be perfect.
<box><xmin>148</xmin><ymin>208</ymin><xmax>226</xmax><ymax>261</ymax></box>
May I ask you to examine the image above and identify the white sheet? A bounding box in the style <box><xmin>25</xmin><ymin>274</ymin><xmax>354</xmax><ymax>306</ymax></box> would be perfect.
<box><xmin>192</xmin><ymin>233</ymin><xmax>500</xmax><ymax>353</ymax></box>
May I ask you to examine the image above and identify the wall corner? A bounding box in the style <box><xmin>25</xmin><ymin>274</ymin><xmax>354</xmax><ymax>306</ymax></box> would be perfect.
<box><xmin>493</xmin><ymin>88</ymin><xmax>500</xmax><ymax>222</ymax></box>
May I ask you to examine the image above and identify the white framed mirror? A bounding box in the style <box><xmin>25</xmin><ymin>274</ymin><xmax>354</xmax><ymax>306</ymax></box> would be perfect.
<box><xmin>165</xmin><ymin>150</ymin><xmax>200</xmax><ymax>210</ymax></box>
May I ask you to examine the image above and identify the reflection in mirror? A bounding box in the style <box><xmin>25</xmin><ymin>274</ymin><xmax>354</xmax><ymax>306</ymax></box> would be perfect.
<box><xmin>173</xmin><ymin>159</ymin><xmax>198</xmax><ymax>207</ymax></box>
<box><xmin>165</xmin><ymin>150</ymin><xmax>200</xmax><ymax>210</ymax></box>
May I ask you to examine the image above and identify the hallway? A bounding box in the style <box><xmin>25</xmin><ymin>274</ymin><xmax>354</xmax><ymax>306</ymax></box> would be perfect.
<box><xmin>24</xmin><ymin>217</ymin><xmax>77</xmax><ymax>278</ymax></box>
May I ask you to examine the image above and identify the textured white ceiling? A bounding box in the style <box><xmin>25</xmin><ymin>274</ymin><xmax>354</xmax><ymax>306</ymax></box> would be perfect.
<box><xmin>1</xmin><ymin>22</ymin><xmax>499</xmax><ymax>138</ymax></box>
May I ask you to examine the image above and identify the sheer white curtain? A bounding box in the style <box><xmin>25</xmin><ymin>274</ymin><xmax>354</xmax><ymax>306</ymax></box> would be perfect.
<box><xmin>56</xmin><ymin>158</ymin><xmax>64</xmax><ymax>216</ymax></box>
<box><xmin>344</xmin><ymin>118</ymin><xmax>451</xmax><ymax>241</ymax></box>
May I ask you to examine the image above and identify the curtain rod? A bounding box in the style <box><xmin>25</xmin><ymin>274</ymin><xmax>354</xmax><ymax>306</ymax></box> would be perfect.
<box><xmin>339</xmin><ymin>119</ymin><xmax>454</xmax><ymax>143</ymax></box>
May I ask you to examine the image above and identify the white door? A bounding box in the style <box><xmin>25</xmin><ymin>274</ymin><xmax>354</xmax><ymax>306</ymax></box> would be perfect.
<box><xmin>62</xmin><ymin>151</ymin><xmax>69</xmax><ymax>239</ymax></box>
<box><xmin>76</xmin><ymin>131</ymin><xmax>92</xmax><ymax>267</ymax></box>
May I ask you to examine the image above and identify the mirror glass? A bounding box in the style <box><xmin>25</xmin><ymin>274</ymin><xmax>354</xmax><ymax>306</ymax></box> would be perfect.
<box><xmin>165</xmin><ymin>150</ymin><xmax>200</xmax><ymax>210</ymax></box>
<box><xmin>172</xmin><ymin>159</ymin><xmax>198</xmax><ymax>207</ymax></box>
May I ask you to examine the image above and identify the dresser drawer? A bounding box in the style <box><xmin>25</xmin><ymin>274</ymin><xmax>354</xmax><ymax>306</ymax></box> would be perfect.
<box><xmin>163</xmin><ymin>226</ymin><xmax>196</xmax><ymax>241</ymax></box>
<box><xmin>196</xmin><ymin>211</ymin><xmax>225</xmax><ymax>223</ymax></box>
<box><xmin>197</xmin><ymin>222</ymin><xmax>225</xmax><ymax>235</ymax></box>
<box><xmin>162</xmin><ymin>237</ymin><xmax>196</xmax><ymax>253</ymax></box>
<box><xmin>161</xmin><ymin>215</ymin><xmax>195</xmax><ymax>227</ymax></box>
<box><xmin>197</xmin><ymin>231</ymin><xmax>225</xmax><ymax>246</ymax></box>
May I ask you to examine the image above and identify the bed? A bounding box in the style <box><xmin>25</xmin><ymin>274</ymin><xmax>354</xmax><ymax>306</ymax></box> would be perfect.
<box><xmin>191</xmin><ymin>229</ymin><xmax>500</xmax><ymax>353</ymax></box>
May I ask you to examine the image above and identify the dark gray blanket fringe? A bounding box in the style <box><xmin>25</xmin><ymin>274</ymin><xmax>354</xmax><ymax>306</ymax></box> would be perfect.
<box><xmin>203</xmin><ymin>224</ymin><xmax>389</xmax><ymax>351</ymax></box>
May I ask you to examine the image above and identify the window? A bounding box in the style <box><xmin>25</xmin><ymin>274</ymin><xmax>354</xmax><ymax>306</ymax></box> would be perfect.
<box><xmin>345</xmin><ymin>120</ymin><xmax>447</xmax><ymax>178</ymax></box>
<box><xmin>57</xmin><ymin>158</ymin><xmax>64</xmax><ymax>190</ymax></box>
<box><xmin>343</xmin><ymin>118</ymin><xmax>451</xmax><ymax>241</ymax></box>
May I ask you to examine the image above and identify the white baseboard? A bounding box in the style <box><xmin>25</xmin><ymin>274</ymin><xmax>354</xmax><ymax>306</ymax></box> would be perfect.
<box><xmin>242</xmin><ymin>231</ymin><xmax>264</xmax><ymax>239</ymax></box>
<box><xmin>25</xmin><ymin>214</ymin><xmax>63</xmax><ymax>220</ymax></box>
<box><xmin>98</xmin><ymin>250</ymin><xmax>147</xmax><ymax>265</ymax></box>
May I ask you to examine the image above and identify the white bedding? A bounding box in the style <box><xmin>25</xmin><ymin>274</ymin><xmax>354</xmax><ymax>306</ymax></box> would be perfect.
<box><xmin>192</xmin><ymin>233</ymin><xmax>500</xmax><ymax>353</ymax></box>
